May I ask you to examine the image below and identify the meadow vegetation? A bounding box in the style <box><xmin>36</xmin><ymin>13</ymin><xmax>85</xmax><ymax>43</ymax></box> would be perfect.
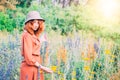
<box><xmin>0</xmin><ymin>0</ymin><xmax>120</xmax><ymax>80</ymax></box>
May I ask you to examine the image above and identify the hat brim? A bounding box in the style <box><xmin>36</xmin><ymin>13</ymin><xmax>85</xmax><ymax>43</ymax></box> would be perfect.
<box><xmin>25</xmin><ymin>18</ymin><xmax>45</xmax><ymax>24</ymax></box>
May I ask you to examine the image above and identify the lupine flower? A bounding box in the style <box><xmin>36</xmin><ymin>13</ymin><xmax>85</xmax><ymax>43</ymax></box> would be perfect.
<box><xmin>87</xmin><ymin>43</ymin><xmax>97</xmax><ymax>60</ymax></box>
<box><xmin>61</xmin><ymin>48</ymin><xmax>67</xmax><ymax>63</ymax></box>
<box><xmin>57</xmin><ymin>47</ymin><xmax>67</xmax><ymax>64</ymax></box>
<box><xmin>40</xmin><ymin>32</ymin><xmax>48</xmax><ymax>43</ymax></box>
<box><xmin>81</xmin><ymin>52</ymin><xmax>85</xmax><ymax>58</ymax></box>
<box><xmin>94</xmin><ymin>42</ymin><xmax>99</xmax><ymax>53</ymax></box>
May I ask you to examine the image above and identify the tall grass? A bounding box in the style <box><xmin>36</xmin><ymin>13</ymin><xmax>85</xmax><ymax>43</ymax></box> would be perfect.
<box><xmin>0</xmin><ymin>30</ymin><xmax>21</xmax><ymax>80</ymax></box>
<box><xmin>0</xmin><ymin>30</ymin><xmax>120</xmax><ymax>80</ymax></box>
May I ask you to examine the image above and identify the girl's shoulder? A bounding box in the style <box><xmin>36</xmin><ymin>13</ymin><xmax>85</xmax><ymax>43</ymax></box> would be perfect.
<box><xmin>22</xmin><ymin>30</ymin><xmax>32</xmax><ymax>38</ymax></box>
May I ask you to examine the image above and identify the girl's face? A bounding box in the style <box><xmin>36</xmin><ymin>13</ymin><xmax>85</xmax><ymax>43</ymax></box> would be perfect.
<box><xmin>31</xmin><ymin>20</ymin><xmax>39</xmax><ymax>31</ymax></box>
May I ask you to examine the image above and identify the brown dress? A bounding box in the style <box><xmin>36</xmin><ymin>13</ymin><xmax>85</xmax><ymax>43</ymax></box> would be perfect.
<box><xmin>20</xmin><ymin>31</ymin><xmax>44</xmax><ymax>80</ymax></box>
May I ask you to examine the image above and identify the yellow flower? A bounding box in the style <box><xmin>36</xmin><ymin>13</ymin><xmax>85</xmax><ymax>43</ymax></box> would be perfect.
<box><xmin>105</xmin><ymin>49</ymin><xmax>111</xmax><ymax>55</ymax></box>
<box><xmin>84</xmin><ymin>66</ymin><xmax>90</xmax><ymax>71</ymax></box>
<box><xmin>57</xmin><ymin>71</ymin><xmax>61</xmax><ymax>75</ymax></box>
<box><xmin>88</xmin><ymin>76</ymin><xmax>93</xmax><ymax>79</ymax></box>
<box><xmin>90</xmin><ymin>71</ymin><xmax>95</xmax><ymax>74</ymax></box>
<box><xmin>98</xmin><ymin>63</ymin><xmax>101</xmax><ymax>67</ymax></box>
<box><xmin>61</xmin><ymin>78</ymin><xmax>64</xmax><ymax>80</ymax></box>
<box><xmin>83</xmin><ymin>57</ymin><xmax>90</xmax><ymax>61</ymax></box>
<box><xmin>109</xmin><ymin>59</ymin><xmax>114</xmax><ymax>63</ymax></box>
<box><xmin>51</xmin><ymin>66</ymin><xmax>57</xmax><ymax>72</ymax></box>
<box><xmin>72</xmin><ymin>71</ymin><xmax>76</xmax><ymax>76</ymax></box>
<box><xmin>111</xmin><ymin>54</ymin><xmax>116</xmax><ymax>58</ymax></box>
<box><xmin>72</xmin><ymin>78</ymin><xmax>76</xmax><ymax>80</ymax></box>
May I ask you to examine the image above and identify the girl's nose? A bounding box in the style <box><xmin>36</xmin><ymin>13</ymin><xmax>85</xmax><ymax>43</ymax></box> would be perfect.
<box><xmin>34</xmin><ymin>22</ymin><xmax>39</xmax><ymax>27</ymax></box>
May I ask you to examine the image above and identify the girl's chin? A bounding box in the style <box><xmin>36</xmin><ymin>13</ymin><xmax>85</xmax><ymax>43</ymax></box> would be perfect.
<box><xmin>34</xmin><ymin>29</ymin><xmax>38</xmax><ymax>31</ymax></box>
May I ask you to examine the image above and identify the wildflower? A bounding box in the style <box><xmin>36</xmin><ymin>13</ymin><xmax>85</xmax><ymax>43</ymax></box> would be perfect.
<box><xmin>61</xmin><ymin>48</ymin><xmax>67</xmax><ymax>63</ymax></box>
<box><xmin>109</xmin><ymin>59</ymin><xmax>114</xmax><ymax>63</ymax></box>
<box><xmin>84</xmin><ymin>66</ymin><xmax>90</xmax><ymax>71</ymax></box>
<box><xmin>83</xmin><ymin>57</ymin><xmax>90</xmax><ymax>61</ymax></box>
<box><xmin>88</xmin><ymin>76</ymin><xmax>93</xmax><ymax>79</ymax></box>
<box><xmin>90</xmin><ymin>71</ymin><xmax>95</xmax><ymax>74</ymax></box>
<box><xmin>90</xmin><ymin>54</ymin><xmax>96</xmax><ymax>60</ymax></box>
<box><xmin>57</xmin><ymin>71</ymin><xmax>61</xmax><ymax>75</ymax></box>
<box><xmin>72</xmin><ymin>71</ymin><xmax>76</xmax><ymax>76</ymax></box>
<box><xmin>81</xmin><ymin>52</ymin><xmax>85</xmax><ymax>58</ymax></box>
<box><xmin>98</xmin><ymin>63</ymin><xmax>101</xmax><ymax>67</ymax></box>
<box><xmin>87</xmin><ymin>43</ymin><xmax>97</xmax><ymax>60</ymax></box>
<box><xmin>61</xmin><ymin>78</ymin><xmax>64</xmax><ymax>80</ymax></box>
<box><xmin>105</xmin><ymin>49</ymin><xmax>111</xmax><ymax>55</ymax></box>
<box><xmin>72</xmin><ymin>78</ymin><xmax>76</xmax><ymax>80</ymax></box>
<box><xmin>57</xmin><ymin>47</ymin><xmax>67</xmax><ymax>64</ymax></box>
<box><xmin>57</xmin><ymin>50</ymin><xmax>61</xmax><ymax>66</ymax></box>
<box><xmin>111</xmin><ymin>54</ymin><xmax>116</xmax><ymax>58</ymax></box>
<box><xmin>39</xmin><ymin>69</ymin><xmax>43</xmax><ymax>73</ymax></box>
<box><xmin>51</xmin><ymin>66</ymin><xmax>57</xmax><ymax>72</ymax></box>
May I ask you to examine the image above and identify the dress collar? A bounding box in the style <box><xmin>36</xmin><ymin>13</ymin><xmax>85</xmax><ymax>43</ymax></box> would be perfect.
<box><xmin>24</xmin><ymin>30</ymin><xmax>40</xmax><ymax>41</ymax></box>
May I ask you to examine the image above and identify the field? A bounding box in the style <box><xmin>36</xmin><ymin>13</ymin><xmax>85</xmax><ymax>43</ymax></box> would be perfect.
<box><xmin>0</xmin><ymin>0</ymin><xmax>120</xmax><ymax>80</ymax></box>
<box><xmin>0</xmin><ymin>30</ymin><xmax>120</xmax><ymax>80</ymax></box>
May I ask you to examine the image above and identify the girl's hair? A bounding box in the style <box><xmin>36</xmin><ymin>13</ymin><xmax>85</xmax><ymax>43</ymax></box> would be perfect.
<box><xmin>24</xmin><ymin>20</ymin><xmax>44</xmax><ymax>37</ymax></box>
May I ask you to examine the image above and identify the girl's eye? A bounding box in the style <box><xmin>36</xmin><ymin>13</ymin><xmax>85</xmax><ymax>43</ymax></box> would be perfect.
<box><xmin>34</xmin><ymin>20</ymin><xmax>39</xmax><ymax>23</ymax></box>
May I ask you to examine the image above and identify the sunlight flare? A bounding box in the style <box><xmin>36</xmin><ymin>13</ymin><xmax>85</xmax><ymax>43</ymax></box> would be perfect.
<box><xmin>98</xmin><ymin>0</ymin><xmax>118</xmax><ymax>18</ymax></box>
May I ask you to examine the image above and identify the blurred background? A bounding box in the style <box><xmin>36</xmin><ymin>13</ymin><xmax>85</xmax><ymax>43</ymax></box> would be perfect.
<box><xmin>0</xmin><ymin>0</ymin><xmax>120</xmax><ymax>80</ymax></box>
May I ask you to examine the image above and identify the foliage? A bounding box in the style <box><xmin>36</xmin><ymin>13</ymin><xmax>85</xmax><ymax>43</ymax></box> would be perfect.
<box><xmin>0</xmin><ymin>12</ymin><xmax>16</xmax><ymax>32</ymax></box>
<box><xmin>0</xmin><ymin>0</ymin><xmax>120</xmax><ymax>79</ymax></box>
<box><xmin>0</xmin><ymin>0</ymin><xmax>18</xmax><ymax>12</ymax></box>
<box><xmin>17</xmin><ymin>0</ymin><xmax>32</xmax><ymax>7</ymax></box>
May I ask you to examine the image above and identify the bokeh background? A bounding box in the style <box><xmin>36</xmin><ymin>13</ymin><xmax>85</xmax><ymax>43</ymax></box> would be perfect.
<box><xmin>0</xmin><ymin>0</ymin><xmax>120</xmax><ymax>80</ymax></box>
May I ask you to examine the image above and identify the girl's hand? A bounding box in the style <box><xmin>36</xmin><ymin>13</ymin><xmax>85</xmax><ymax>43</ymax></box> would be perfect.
<box><xmin>35</xmin><ymin>62</ymin><xmax>53</xmax><ymax>73</ymax></box>
<box><xmin>35</xmin><ymin>62</ymin><xmax>40</xmax><ymax>67</ymax></box>
<box><xmin>40</xmin><ymin>65</ymin><xmax>53</xmax><ymax>73</ymax></box>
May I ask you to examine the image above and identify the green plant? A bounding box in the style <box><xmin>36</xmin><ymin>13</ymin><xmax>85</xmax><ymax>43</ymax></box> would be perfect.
<box><xmin>0</xmin><ymin>12</ymin><xmax>16</xmax><ymax>32</ymax></box>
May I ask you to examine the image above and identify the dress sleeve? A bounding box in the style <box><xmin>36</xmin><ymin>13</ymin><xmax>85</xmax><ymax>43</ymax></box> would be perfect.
<box><xmin>23</xmin><ymin>34</ymin><xmax>36</xmax><ymax>66</ymax></box>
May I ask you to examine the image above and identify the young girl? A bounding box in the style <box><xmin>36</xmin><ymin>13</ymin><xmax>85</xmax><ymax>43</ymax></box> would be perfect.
<box><xmin>20</xmin><ymin>11</ymin><xmax>52</xmax><ymax>80</ymax></box>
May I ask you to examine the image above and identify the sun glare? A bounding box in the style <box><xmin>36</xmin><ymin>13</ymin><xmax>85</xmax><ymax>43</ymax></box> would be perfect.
<box><xmin>98</xmin><ymin>0</ymin><xmax>118</xmax><ymax>18</ymax></box>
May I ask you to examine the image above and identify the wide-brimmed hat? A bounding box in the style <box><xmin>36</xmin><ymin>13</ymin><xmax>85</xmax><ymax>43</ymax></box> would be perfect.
<box><xmin>25</xmin><ymin>11</ymin><xmax>45</xmax><ymax>24</ymax></box>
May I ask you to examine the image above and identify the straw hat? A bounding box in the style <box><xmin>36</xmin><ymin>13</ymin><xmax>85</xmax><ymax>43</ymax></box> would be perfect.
<box><xmin>25</xmin><ymin>11</ymin><xmax>45</xmax><ymax>24</ymax></box>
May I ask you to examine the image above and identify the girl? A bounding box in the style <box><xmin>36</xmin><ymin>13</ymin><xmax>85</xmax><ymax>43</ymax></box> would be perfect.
<box><xmin>20</xmin><ymin>11</ymin><xmax>52</xmax><ymax>80</ymax></box>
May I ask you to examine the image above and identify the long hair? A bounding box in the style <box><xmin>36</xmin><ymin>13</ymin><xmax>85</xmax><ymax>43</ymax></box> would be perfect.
<box><xmin>24</xmin><ymin>20</ymin><xmax>44</xmax><ymax>37</ymax></box>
